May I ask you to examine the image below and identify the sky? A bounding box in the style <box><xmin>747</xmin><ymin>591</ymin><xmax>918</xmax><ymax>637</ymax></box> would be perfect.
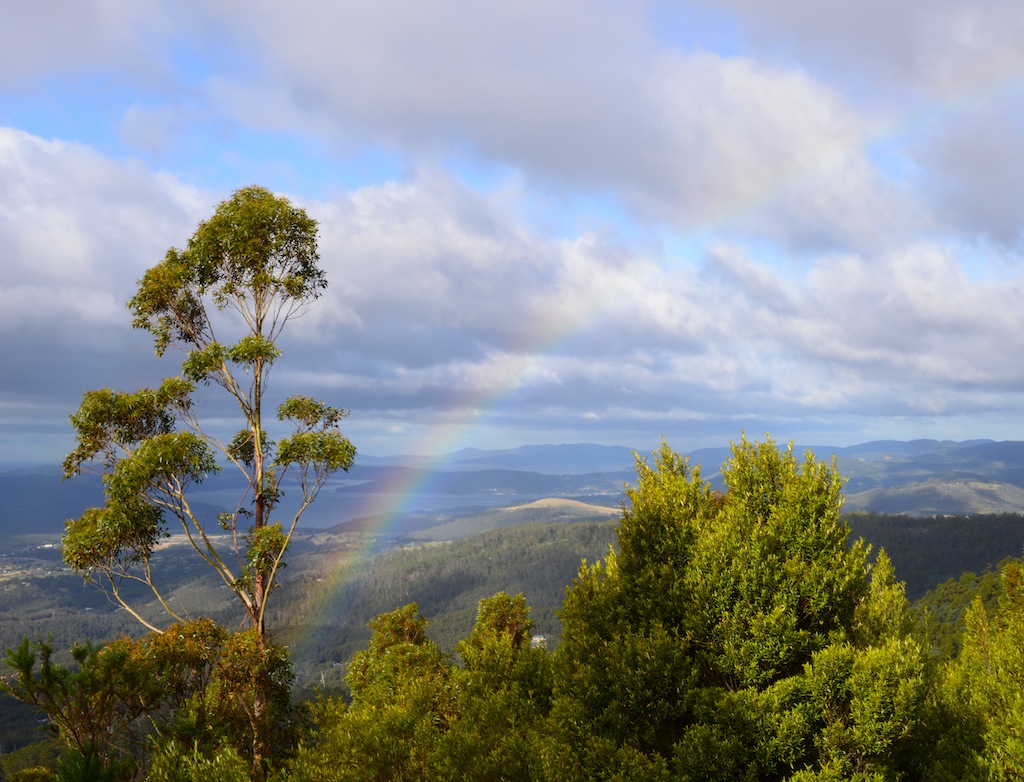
<box><xmin>3</xmin><ymin>0</ymin><xmax>1024</xmax><ymax>465</ymax></box>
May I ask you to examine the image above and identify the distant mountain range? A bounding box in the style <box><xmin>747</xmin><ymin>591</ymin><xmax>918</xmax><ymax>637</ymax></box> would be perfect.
<box><xmin>5</xmin><ymin>439</ymin><xmax>1024</xmax><ymax>535</ymax></box>
<box><xmin>824</xmin><ymin>439</ymin><xmax>1024</xmax><ymax>516</ymax></box>
<box><xmin>356</xmin><ymin>443</ymin><xmax>639</xmax><ymax>474</ymax></box>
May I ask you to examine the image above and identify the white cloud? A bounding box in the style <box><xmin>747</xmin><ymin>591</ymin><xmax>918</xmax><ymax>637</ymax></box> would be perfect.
<box><xmin>0</xmin><ymin>129</ymin><xmax>206</xmax><ymax>425</ymax></box>
<box><xmin>685</xmin><ymin>0</ymin><xmax>1024</xmax><ymax>99</ymax></box>
<box><xmin>6</xmin><ymin>1</ymin><xmax>1024</xmax><ymax>458</ymax></box>
<box><xmin>0</xmin><ymin>0</ymin><xmax>173</xmax><ymax>87</ymax></box>
<box><xmin>167</xmin><ymin>0</ymin><xmax>902</xmax><ymax>252</ymax></box>
<box><xmin>909</xmin><ymin>94</ymin><xmax>1024</xmax><ymax>244</ymax></box>
<box><xmin>1</xmin><ymin>150</ymin><xmax>1013</xmax><ymax>449</ymax></box>
<box><xmin>0</xmin><ymin>129</ymin><xmax>200</xmax><ymax>300</ymax></box>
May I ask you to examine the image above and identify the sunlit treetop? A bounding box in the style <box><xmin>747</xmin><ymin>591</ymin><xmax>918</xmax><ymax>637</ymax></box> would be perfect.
<box><xmin>129</xmin><ymin>185</ymin><xmax>325</xmax><ymax>358</ymax></box>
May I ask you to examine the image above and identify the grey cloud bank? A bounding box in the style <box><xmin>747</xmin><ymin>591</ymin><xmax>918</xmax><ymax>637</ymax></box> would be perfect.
<box><xmin>2</xmin><ymin>0</ymin><xmax>1024</xmax><ymax>464</ymax></box>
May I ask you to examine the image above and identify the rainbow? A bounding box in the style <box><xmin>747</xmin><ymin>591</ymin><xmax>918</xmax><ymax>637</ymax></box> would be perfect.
<box><xmin>285</xmin><ymin>67</ymin><xmax>1024</xmax><ymax>661</ymax></box>
<box><xmin>284</xmin><ymin>351</ymin><xmax>569</xmax><ymax>643</ymax></box>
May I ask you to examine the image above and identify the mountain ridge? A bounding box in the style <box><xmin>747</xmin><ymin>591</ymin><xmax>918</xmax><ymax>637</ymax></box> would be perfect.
<box><xmin>4</xmin><ymin>438</ymin><xmax>1024</xmax><ymax>533</ymax></box>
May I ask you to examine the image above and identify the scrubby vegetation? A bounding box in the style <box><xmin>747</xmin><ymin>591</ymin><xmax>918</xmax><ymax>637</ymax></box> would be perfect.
<box><xmin>4</xmin><ymin>437</ymin><xmax>1024</xmax><ymax>780</ymax></box>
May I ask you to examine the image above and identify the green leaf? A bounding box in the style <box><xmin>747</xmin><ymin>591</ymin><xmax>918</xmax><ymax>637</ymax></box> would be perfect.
<box><xmin>275</xmin><ymin>429</ymin><xmax>356</xmax><ymax>472</ymax></box>
<box><xmin>225</xmin><ymin>334</ymin><xmax>281</xmax><ymax>367</ymax></box>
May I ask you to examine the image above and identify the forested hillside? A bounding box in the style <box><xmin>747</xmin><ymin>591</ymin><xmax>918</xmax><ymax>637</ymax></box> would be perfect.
<box><xmin>270</xmin><ymin>517</ymin><xmax>619</xmax><ymax>692</ymax></box>
<box><xmin>847</xmin><ymin>511</ymin><xmax>1024</xmax><ymax>599</ymax></box>
<box><xmin>3</xmin><ymin>501</ymin><xmax>1022</xmax><ymax>704</ymax></box>
<box><xmin>0</xmin><ymin>509</ymin><xmax>619</xmax><ymax>759</ymax></box>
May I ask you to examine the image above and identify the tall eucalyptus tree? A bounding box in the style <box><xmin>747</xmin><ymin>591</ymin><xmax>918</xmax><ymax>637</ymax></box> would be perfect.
<box><xmin>61</xmin><ymin>185</ymin><xmax>355</xmax><ymax>639</ymax></box>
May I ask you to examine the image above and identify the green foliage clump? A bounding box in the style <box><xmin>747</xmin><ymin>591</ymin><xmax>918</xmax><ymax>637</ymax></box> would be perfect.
<box><xmin>945</xmin><ymin>560</ymin><xmax>1024</xmax><ymax>779</ymax></box>
<box><xmin>544</xmin><ymin>437</ymin><xmax>966</xmax><ymax>780</ymax></box>
<box><xmin>7</xmin><ymin>769</ymin><xmax>55</xmax><ymax>782</ymax></box>
<box><xmin>282</xmin><ymin>594</ymin><xmax>551</xmax><ymax>781</ymax></box>
<box><xmin>913</xmin><ymin>564</ymin><xmax>1005</xmax><ymax>659</ymax></box>
<box><xmin>144</xmin><ymin>741</ymin><xmax>249</xmax><ymax>782</ymax></box>
<box><xmin>1</xmin><ymin>620</ymin><xmax>294</xmax><ymax>780</ymax></box>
